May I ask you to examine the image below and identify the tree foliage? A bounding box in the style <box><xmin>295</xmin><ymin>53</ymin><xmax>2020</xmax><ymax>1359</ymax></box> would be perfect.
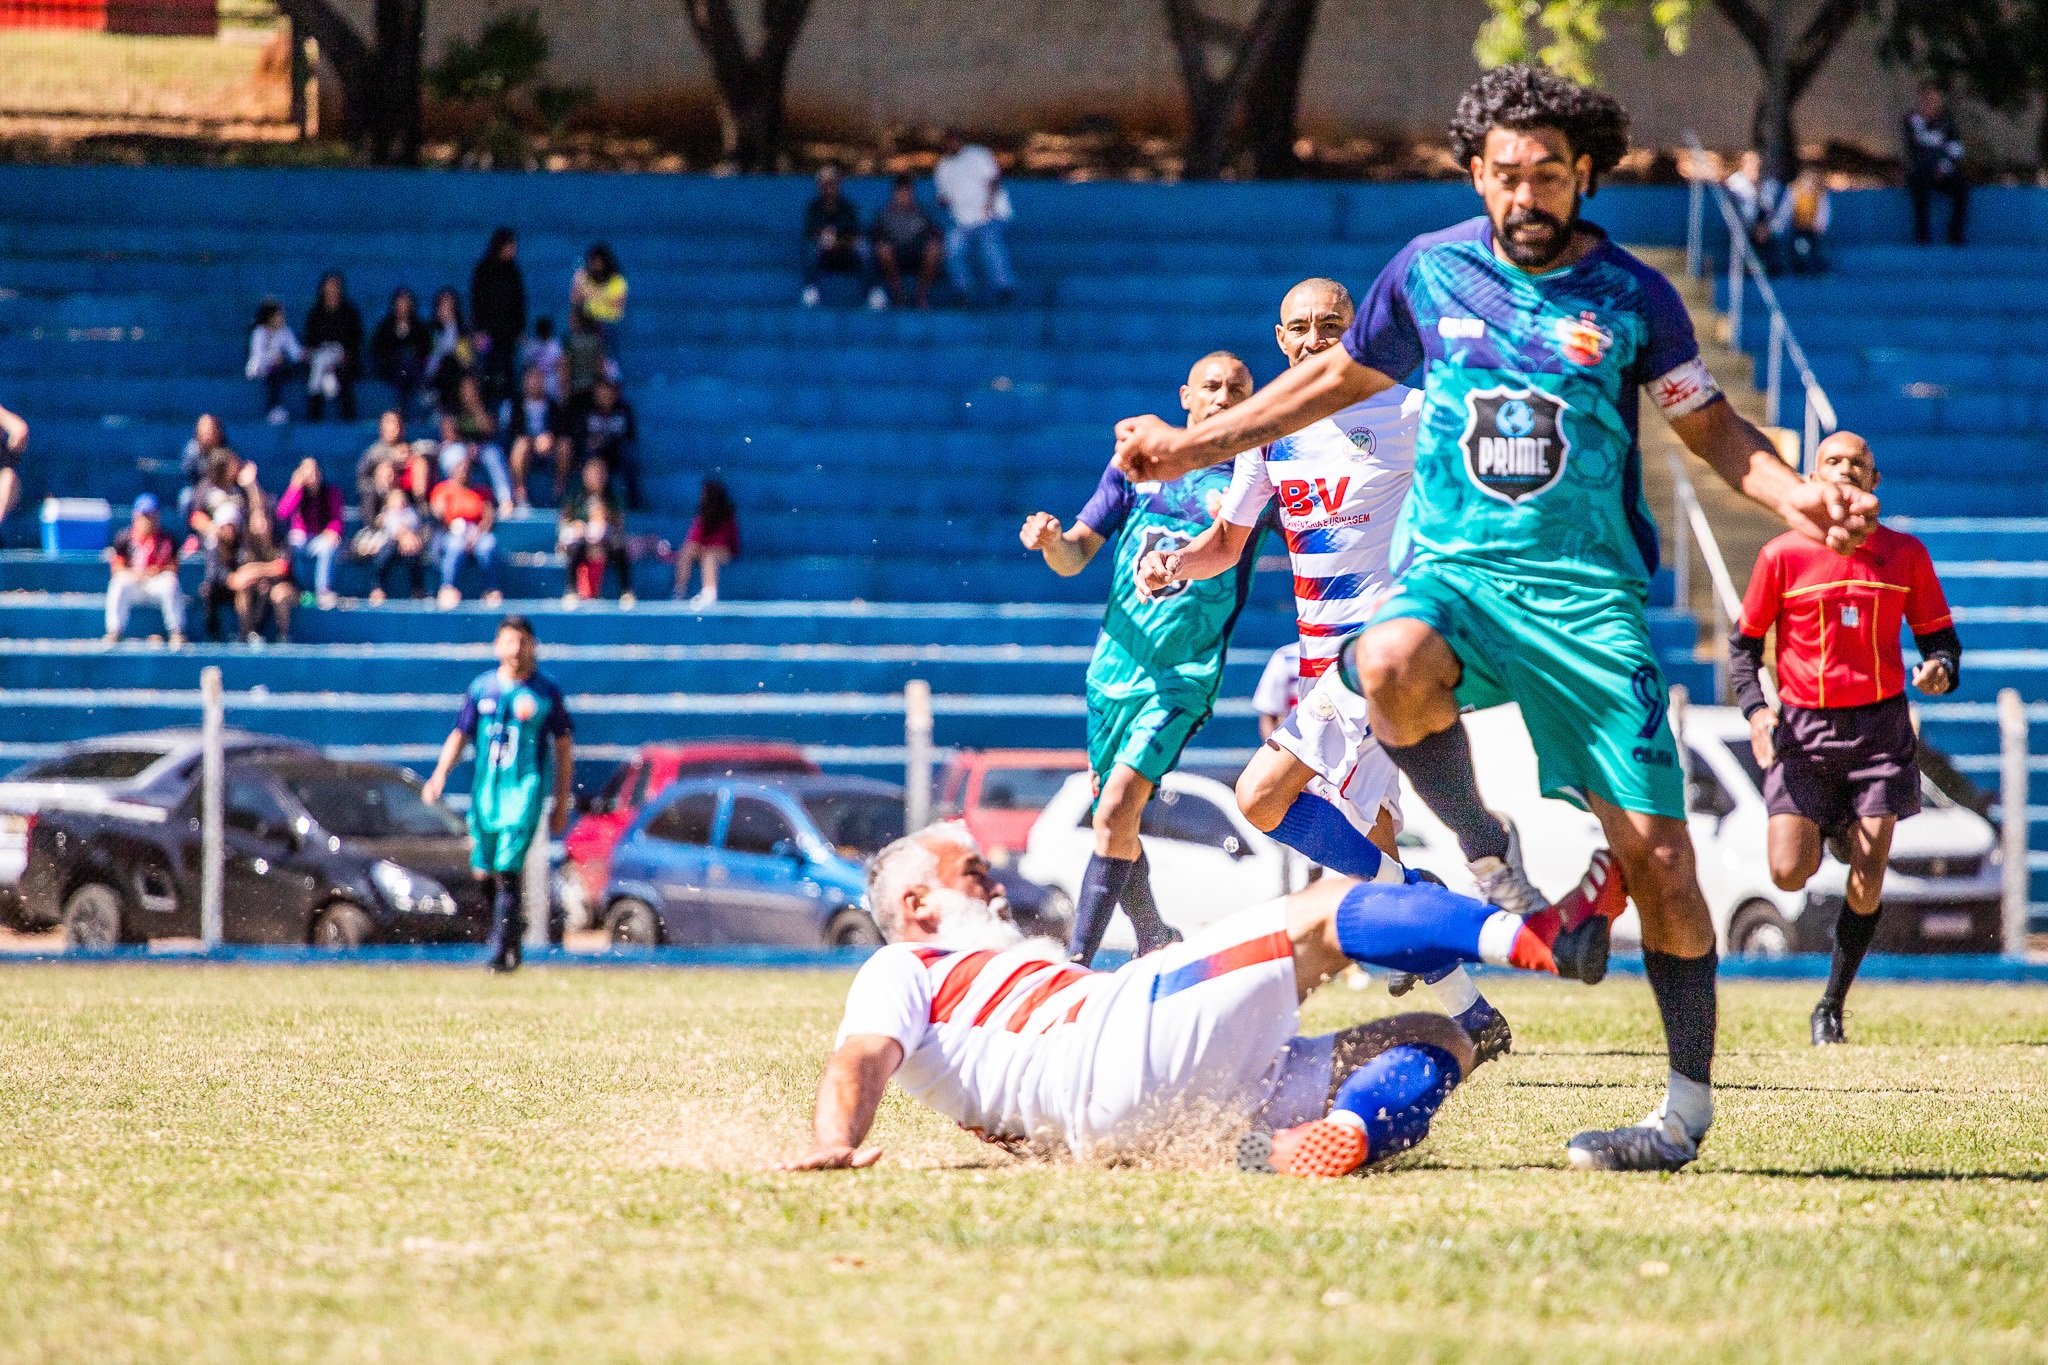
<box><xmin>1474</xmin><ymin>0</ymin><xmax>1694</xmax><ymax>85</ymax></box>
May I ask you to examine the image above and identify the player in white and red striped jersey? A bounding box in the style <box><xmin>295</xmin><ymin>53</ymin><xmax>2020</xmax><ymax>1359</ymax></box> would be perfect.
<box><xmin>775</xmin><ymin>821</ymin><xmax>1619</xmax><ymax>1178</ymax></box>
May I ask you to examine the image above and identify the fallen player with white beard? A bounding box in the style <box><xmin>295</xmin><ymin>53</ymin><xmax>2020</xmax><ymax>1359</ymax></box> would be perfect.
<box><xmin>776</xmin><ymin>821</ymin><xmax>1615</xmax><ymax>1178</ymax></box>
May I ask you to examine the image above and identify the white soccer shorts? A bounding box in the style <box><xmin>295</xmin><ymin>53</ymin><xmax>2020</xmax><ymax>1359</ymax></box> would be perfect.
<box><xmin>1270</xmin><ymin>664</ymin><xmax>1404</xmax><ymax>834</ymax></box>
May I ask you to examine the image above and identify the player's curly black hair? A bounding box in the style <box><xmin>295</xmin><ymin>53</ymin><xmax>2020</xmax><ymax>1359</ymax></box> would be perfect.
<box><xmin>1448</xmin><ymin>65</ymin><xmax>1630</xmax><ymax>194</ymax></box>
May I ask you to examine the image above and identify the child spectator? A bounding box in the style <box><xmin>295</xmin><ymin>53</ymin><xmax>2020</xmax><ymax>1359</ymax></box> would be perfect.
<box><xmin>469</xmin><ymin>227</ymin><xmax>527</xmax><ymax>403</ymax></box>
<box><xmin>303</xmin><ymin>271</ymin><xmax>363</xmax><ymax>422</ymax></box>
<box><xmin>563</xmin><ymin>308</ymin><xmax>612</xmax><ymax>405</ymax></box>
<box><xmin>187</xmin><ymin>449</ymin><xmax>260</xmax><ymax>545</ymax></box>
<box><xmin>437</xmin><ymin>411</ymin><xmax>514</xmax><ymax>516</ymax></box>
<box><xmin>355</xmin><ymin>410</ymin><xmax>413</xmax><ymax>523</ymax></box>
<box><xmin>104</xmin><ymin>494</ymin><xmax>186</xmax><ymax>647</ymax></box>
<box><xmin>801</xmin><ymin>164</ymin><xmax>873</xmax><ymax>308</ymax></box>
<box><xmin>430</xmin><ymin>450</ymin><xmax>504</xmax><ymax>609</ymax></box>
<box><xmin>521</xmin><ymin>316</ymin><xmax>565</xmax><ymax>401</ymax></box>
<box><xmin>426</xmin><ymin>287</ymin><xmax>474</xmax><ymax>414</ymax></box>
<box><xmin>871</xmin><ymin>173</ymin><xmax>944</xmax><ymax>308</ymax></box>
<box><xmin>503</xmin><ymin>366</ymin><xmax>565</xmax><ymax>509</ymax></box>
<box><xmin>675</xmin><ymin>477</ymin><xmax>738</xmax><ymax>605</ymax></box>
<box><xmin>245</xmin><ymin>298</ymin><xmax>304</xmax><ymax>424</ymax></box>
<box><xmin>570</xmin><ymin>243</ymin><xmax>628</xmax><ymax>353</ymax></box>
<box><xmin>370</xmin><ymin>287</ymin><xmax>431</xmax><ymax>419</ymax></box>
<box><xmin>567</xmin><ymin>376</ymin><xmax>640</xmax><ymax>509</ymax></box>
<box><xmin>200</xmin><ymin>503</ymin><xmax>295</xmax><ymax>644</ymax></box>
<box><xmin>1774</xmin><ymin>166</ymin><xmax>1832</xmax><ymax>275</ymax></box>
<box><xmin>559</xmin><ymin>457</ymin><xmax>633</xmax><ymax>605</ymax></box>
<box><xmin>177</xmin><ymin>414</ymin><xmax>232</xmax><ymax>526</ymax></box>
<box><xmin>276</xmin><ymin>456</ymin><xmax>346</xmax><ymax>608</ymax></box>
<box><xmin>361</xmin><ymin>485</ymin><xmax>430</xmax><ymax>603</ymax></box>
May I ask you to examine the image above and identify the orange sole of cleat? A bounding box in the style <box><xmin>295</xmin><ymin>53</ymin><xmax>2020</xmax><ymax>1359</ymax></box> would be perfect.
<box><xmin>1267</xmin><ymin>1119</ymin><xmax>1369</xmax><ymax>1178</ymax></box>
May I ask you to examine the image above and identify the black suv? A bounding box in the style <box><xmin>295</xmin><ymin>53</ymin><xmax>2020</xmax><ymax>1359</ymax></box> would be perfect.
<box><xmin>15</xmin><ymin>733</ymin><xmax>492</xmax><ymax>948</ymax></box>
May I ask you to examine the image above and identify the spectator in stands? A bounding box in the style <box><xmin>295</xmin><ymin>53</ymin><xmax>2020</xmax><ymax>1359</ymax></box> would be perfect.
<box><xmin>801</xmin><ymin>164</ymin><xmax>873</xmax><ymax>308</ymax></box>
<box><xmin>1904</xmin><ymin>81</ymin><xmax>1969</xmax><ymax>245</ymax></box>
<box><xmin>471</xmin><ymin>227</ymin><xmax>527</xmax><ymax>403</ymax></box>
<box><xmin>355</xmin><ymin>409</ymin><xmax>413</xmax><ymax>524</ymax></box>
<box><xmin>427</xmin><ymin>287</ymin><xmax>475</xmax><ymax>414</ymax></box>
<box><xmin>934</xmin><ymin>131</ymin><xmax>1016</xmax><ymax>304</ymax></box>
<box><xmin>675</xmin><ymin>476</ymin><xmax>738</xmax><ymax>605</ymax></box>
<box><xmin>104</xmin><ymin>494</ymin><xmax>185</xmax><ymax>648</ymax></box>
<box><xmin>361</xmin><ymin>485</ymin><xmax>430</xmax><ymax>604</ymax></box>
<box><xmin>246</xmin><ymin>298</ymin><xmax>304</xmax><ymax>425</ymax></box>
<box><xmin>187</xmin><ymin>449</ymin><xmax>260</xmax><ymax>545</ymax></box>
<box><xmin>570</xmin><ymin>243</ymin><xmax>627</xmax><ymax>353</ymax></box>
<box><xmin>563</xmin><ymin>307</ymin><xmax>612</xmax><ymax>405</ymax></box>
<box><xmin>1776</xmin><ymin>166</ymin><xmax>1832</xmax><ymax>275</ymax></box>
<box><xmin>430</xmin><ymin>450</ymin><xmax>504</xmax><ymax>610</ymax></box>
<box><xmin>521</xmin><ymin>315</ymin><xmax>564</xmax><ymax>401</ymax></box>
<box><xmin>303</xmin><ymin>271</ymin><xmax>363</xmax><ymax>422</ymax></box>
<box><xmin>177</xmin><ymin>413</ymin><xmax>232</xmax><ymax>526</ymax></box>
<box><xmin>567</xmin><ymin>376</ymin><xmax>641</xmax><ymax>509</ymax></box>
<box><xmin>277</xmin><ymin>457</ymin><xmax>345</xmax><ymax>609</ymax></box>
<box><xmin>0</xmin><ymin>399</ymin><xmax>23</xmax><ymax>533</ymax></box>
<box><xmin>370</xmin><ymin>286</ymin><xmax>431</xmax><ymax>420</ymax></box>
<box><xmin>200</xmin><ymin>502</ymin><xmax>295</xmax><ymax>644</ymax></box>
<box><xmin>559</xmin><ymin>457</ymin><xmax>634</xmax><ymax>605</ymax></box>
<box><xmin>504</xmin><ymin>366</ymin><xmax>565</xmax><ymax>508</ymax></box>
<box><xmin>400</xmin><ymin>443</ymin><xmax>437</xmax><ymax>508</ymax></box>
<box><xmin>871</xmin><ymin>173</ymin><xmax>944</xmax><ymax>309</ymax></box>
<box><xmin>1723</xmin><ymin>150</ymin><xmax>1778</xmax><ymax>262</ymax></box>
<box><xmin>437</xmin><ymin>411</ymin><xmax>515</xmax><ymax>516</ymax></box>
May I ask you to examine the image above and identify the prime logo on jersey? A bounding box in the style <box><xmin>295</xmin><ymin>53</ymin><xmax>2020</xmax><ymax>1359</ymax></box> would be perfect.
<box><xmin>1459</xmin><ymin>386</ymin><xmax>1571</xmax><ymax>505</ymax></box>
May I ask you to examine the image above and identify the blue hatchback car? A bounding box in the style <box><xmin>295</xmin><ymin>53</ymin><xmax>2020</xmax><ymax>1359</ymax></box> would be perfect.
<box><xmin>601</xmin><ymin>775</ymin><xmax>905</xmax><ymax>948</ymax></box>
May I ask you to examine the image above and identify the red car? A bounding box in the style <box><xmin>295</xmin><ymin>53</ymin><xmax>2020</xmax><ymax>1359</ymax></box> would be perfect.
<box><xmin>565</xmin><ymin>740</ymin><xmax>818</xmax><ymax>904</ymax></box>
<box><xmin>934</xmin><ymin>749</ymin><xmax>1089</xmax><ymax>863</ymax></box>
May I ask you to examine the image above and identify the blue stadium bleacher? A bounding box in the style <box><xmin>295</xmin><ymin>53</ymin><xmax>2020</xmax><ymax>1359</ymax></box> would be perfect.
<box><xmin>0</xmin><ymin>167</ymin><xmax>1704</xmax><ymax>806</ymax></box>
<box><xmin>1710</xmin><ymin>191</ymin><xmax>2048</xmax><ymax>916</ymax></box>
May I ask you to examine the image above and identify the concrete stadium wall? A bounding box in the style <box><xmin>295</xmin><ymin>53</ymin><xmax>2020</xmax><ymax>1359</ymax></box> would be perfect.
<box><xmin>333</xmin><ymin>0</ymin><xmax>2042</xmax><ymax>164</ymax></box>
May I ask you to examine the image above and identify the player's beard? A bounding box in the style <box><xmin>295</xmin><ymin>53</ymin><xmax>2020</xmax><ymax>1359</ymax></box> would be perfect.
<box><xmin>1496</xmin><ymin>198</ymin><xmax>1579</xmax><ymax>270</ymax></box>
<box><xmin>927</xmin><ymin>888</ymin><xmax>1026</xmax><ymax>951</ymax></box>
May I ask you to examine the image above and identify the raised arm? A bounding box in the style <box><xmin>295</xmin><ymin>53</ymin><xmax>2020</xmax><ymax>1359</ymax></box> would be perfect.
<box><xmin>1134</xmin><ymin>517</ymin><xmax>1256</xmax><ymax>599</ymax></box>
<box><xmin>1667</xmin><ymin>400</ymin><xmax>1876</xmax><ymax>554</ymax></box>
<box><xmin>775</xmin><ymin>1033</ymin><xmax>904</xmax><ymax>1170</ymax></box>
<box><xmin>1114</xmin><ymin>348</ymin><xmax>1395</xmax><ymax>484</ymax></box>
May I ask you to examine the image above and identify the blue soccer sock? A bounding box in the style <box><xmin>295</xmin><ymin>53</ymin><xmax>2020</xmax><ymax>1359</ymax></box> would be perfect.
<box><xmin>1068</xmin><ymin>854</ymin><xmax>1135</xmax><ymax>966</ymax></box>
<box><xmin>1332</xmin><ymin>879</ymin><xmax>1543</xmax><ymax>976</ymax></box>
<box><xmin>1330</xmin><ymin>1043</ymin><xmax>1461</xmax><ymax>1161</ymax></box>
<box><xmin>1270</xmin><ymin>792</ymin><xmax>1396</xmax><ymax>881</ymax></box>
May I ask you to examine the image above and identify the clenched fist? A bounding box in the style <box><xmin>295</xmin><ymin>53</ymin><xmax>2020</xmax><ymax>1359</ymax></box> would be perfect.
<box><xmin>1113</xmin><ymin>414</ymin><xmax>1182</xmax><ymax>483</ymax></box>
<box><xmin>1135</xmin><ymin>547</ymin><xmax>1181</xmax><ymax>601</ymax></box>
<box><xmin>1019</xmin><ymin>511</ymin><xmax>1063</xmax><ymax>553</ymax></box>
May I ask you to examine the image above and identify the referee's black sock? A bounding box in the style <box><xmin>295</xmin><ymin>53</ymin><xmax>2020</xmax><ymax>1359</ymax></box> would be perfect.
<box><xmin>1824</xmin><ymin>905</ymin><xmax>1881</xmax><ymax>1007</ymax></box>
<box><xmin>1069</xmin><ymin>855</ymin><xmax>1135</xmax><ymax>967</ymax></box>
<box><xmin>1379</xmin><ymin>724</ymin><xmax>1510</xmax><ymax>863</ymax></box>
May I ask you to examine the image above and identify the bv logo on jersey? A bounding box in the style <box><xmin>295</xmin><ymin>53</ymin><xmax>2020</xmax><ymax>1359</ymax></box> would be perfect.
<box><xmin>1137</xmin><ymin>525</ymin><xmax>1195</xmax><ymax>599</ymax></box>
<box><xmin>1459</xmin><ymin>386</ymin><xmax>1570</xmax><ymax>505</ymax></box>
<box><xmin>1276</xmin><ymin>477</ymin><xmax>1351</xmax><ymax>520</ymax></box>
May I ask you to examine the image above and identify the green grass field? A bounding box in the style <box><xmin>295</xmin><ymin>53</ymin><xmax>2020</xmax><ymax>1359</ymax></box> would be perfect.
<box><xmin>3</xmin><ymin>964</ymin><xmax>2046</xmax><ymax>1362</ymax></box>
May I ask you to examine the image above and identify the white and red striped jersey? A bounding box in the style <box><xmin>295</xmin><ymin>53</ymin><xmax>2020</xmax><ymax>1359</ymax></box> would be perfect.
<box><xmin>1217</xmin><ymin>385</ymin><xmax>1420</xmax><ymax>679</ymax></box>
<box><xmin>836</xmin><ymin>941</ymin><xmax>1112</xmax><ymax>1143</ymax></box>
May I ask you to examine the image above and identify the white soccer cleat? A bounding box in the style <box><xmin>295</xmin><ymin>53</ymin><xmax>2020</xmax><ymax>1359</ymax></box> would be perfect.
<box><xmin>1467</xmin><ymin>820</ymin><xmax>1550</xmax><ymax>918</ymax></box>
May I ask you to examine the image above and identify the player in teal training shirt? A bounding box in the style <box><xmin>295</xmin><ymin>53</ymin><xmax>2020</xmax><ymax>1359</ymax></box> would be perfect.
<box><xmin>424</xmin><ymin>614</ymin><xmax>575</xmax><ymax>973</ymax></box>
<box><xmin>1111</xmin><ymin>68</ymin><xmax>1876</xmax><ymax>1171</ymax></box>
<box><xmin>1020</xmin><ymin>350</ymin><xmax>1268</xmax><ymax>965</ymax></box>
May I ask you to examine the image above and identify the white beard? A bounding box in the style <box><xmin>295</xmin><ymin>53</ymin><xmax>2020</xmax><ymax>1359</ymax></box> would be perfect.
<box><xmin>927</xmin><ymin>888</ymin><xmax>1027</xmax><ymax>951</ymax></box>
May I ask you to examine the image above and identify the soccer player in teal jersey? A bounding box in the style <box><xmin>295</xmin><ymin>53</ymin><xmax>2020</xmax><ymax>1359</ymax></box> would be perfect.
<box><xmin>1113</xmin><ymin>67</ymin><xmax>1877</xmax><ymax>1171</ymax></box>
<box><xmin>1020</xmin><ymin>350</ymin><xmax>1269</xmax><ymax>965</ymax></box>
<box><xmin>423</xmin><ymin>614</ymin><xmax>575</xmax><ymax>973</ymax></box>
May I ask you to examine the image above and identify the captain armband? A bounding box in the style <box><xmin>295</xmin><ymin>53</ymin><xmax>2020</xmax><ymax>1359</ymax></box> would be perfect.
<box><xmin>1647</xmin><ymin>357</ymin><xmax>1723</xmax><ymax>419</ymax></box>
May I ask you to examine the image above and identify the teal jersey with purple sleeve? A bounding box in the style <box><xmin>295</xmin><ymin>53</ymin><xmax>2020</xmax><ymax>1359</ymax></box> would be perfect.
<box><xmin>1075</xmin><ymin>459</ymin><xmax>1263</xmax><ymax>705</ymax></box>
<box><xmin>456</xmin><ymin>668</ymin><xmax>573</xmax><ymax>835</ymax></box>
<box><xmin>1343</xmin><ymin>218</ymin><xmax>1723</xmax><ymax>597</ymax></box>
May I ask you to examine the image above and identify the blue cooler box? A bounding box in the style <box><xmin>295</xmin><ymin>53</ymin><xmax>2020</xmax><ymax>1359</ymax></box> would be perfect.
<box><xmin>40</xmin><ymin>498</ymin><xmax>112</xmax><ymax>554</ymax></box>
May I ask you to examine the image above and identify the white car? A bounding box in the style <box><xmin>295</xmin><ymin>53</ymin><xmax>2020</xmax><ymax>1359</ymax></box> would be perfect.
<box><xmin>1017</xmin><ymin>770</ymin><xmax>1316</xmax><ymax>952</ymax></box>
<box><xmin>1392</xmin><ymin>703</ymin><xmax>2003</xmax><ymax>958</ymax></box>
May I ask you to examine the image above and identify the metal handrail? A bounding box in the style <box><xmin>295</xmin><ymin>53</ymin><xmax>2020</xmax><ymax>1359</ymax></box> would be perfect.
<box><xmin>1682</xmin><ymin>131</ymin><xmax>1839</xmax><ymax>471</ymax></box>
<box><xmin>1664</xmin><ymin>449</ymin><xmax>1745</xmax><ymax>705</ymax></box>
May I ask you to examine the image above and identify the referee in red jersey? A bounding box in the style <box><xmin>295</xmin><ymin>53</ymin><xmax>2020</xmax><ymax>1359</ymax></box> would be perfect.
<box><xmin>1731</xmin><ymin>432</ymin><xmax>1961</xmax><ymax>1044</ymax></box>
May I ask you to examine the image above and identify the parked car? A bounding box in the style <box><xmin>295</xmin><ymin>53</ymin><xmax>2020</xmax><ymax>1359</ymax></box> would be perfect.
<box><xmin>562</xmin><ymin>740</ymin><xmax>818</xmax><ymax>915</ymax></box>
<box><xmin>601</xmin><ymin>775</ymin><xmax>905</xmax><ymax>948</ymax></box>
<box><xmin>934</xmin><ymin>748</ymin><xmax>1088</xmax><ymax>863</ymax></box>
<box><xmin>17</xmin><ymin>742</ymin><xmax>494</xmax><ymax>948</ymax></box>
<box><xmin>0</xmin><ymin>729</ymin><xmax>320</xmax><ymax>930</ymax></box>
<box><xmin>1017</xmin><ymin>770</ymin><xmax>1317</xmax><ymax>953</ymax></box>
<box><xmin>1391</xmin><ymin>704</ymin><xmax>2004</xmax><ymax>957</ymax></box>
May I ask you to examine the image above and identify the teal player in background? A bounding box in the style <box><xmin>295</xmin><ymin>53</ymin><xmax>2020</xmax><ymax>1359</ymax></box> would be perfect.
<box><xmin>1019</xmin><ymin>350</ymin><xmax>1268</xmax><ymax>965</ymax></box>
<box><xmin>1112</xmin><ymin>68</ymin><xmax>1877</xmax><ymax>1170</ymax></box>
<box><xmin>423</xmin><ymin>614</ymin><xmax>575</xmax><ymax>973</ymax></box>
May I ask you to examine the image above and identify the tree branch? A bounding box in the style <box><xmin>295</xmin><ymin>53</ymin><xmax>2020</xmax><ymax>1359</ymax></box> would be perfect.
<box><xmin>1706</xmin><ymin>0</ymin><xmax>1770</xmax><ymax>59</ymax></box>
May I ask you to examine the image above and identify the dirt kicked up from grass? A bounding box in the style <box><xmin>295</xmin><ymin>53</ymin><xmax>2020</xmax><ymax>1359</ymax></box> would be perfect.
<box><xmin>2</xmin><ymin>966</ymin><xmax>2045</xmax><ymax>1363</ymax></box>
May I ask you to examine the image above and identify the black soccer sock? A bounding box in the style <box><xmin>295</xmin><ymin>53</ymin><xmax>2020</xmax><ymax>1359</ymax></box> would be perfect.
<box><xmin>1379</xmin><ymin>724</ymin><xmax>1510</xmax><ymax>863</ymax></box>
<box><xmin>1069</xmin><ymin>855</ymin><xmax>1135</xmax><ymax>966</ymax></box>
<box><xmin>1824</xmin><ymin>905</ymin><xmax>1881</xmax><ymax>1007</ymax></box>
<box><xmin>488</xmin><ymin>873</ymin><xmax>525</xmax><ymax>968</ymax></box>
<box><xmin>1643</xmin><ymin>949</ymin><xmax>1718</xmax><ymax>1086</ymax></box>
<box><xmin>1119</xmin><ymin>850</ymin><xmax>1178</xmax><ymax>954</ymax></box>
